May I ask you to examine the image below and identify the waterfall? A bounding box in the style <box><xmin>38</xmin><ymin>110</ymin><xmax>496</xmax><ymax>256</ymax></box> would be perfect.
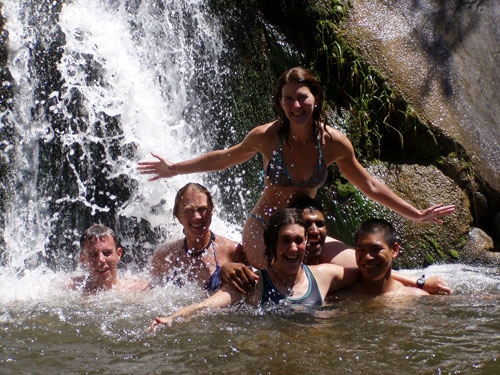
<box><xmin>0</xmin><ymin>0</ymin><xmax>239</xmax><ymax>274</ymax></box>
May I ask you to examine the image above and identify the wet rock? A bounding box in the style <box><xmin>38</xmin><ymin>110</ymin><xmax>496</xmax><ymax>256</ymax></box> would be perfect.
<box><xmin>460</xmin><ymin>227</ymin><xmax>499</xmax><ymax>266</ymax></box>
<box><xmin>491</xmin><ymin>211</ymin><xmax>500</xmax><ymax>249</ymax></box>
<box><xmin>367</xmin><ymin>163</ymin><xmax>472</xmax><ymax>268</ymax></box>
<box><xmin>471</xmin><ymin>191</ymin><xmax>490</xmax><ymax>223</ymax></box>
<box><xmin>345</xmin><ymin>0</ymin><xmax>500</xmax><ymax>242</ymax></box>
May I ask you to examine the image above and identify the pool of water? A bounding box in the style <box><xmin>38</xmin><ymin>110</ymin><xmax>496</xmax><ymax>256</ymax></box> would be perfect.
<box><xmin>2</xmin><ymin>264</ymin><xmax>500</xmax><ymax>374</ymax></box>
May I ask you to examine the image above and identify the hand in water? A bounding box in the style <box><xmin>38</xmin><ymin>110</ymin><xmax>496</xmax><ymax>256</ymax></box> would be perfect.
<box><xmin>423</xmin><ymin>276</ymin><xmax>452</xmax><ymax>295</ymax></box>
<box><xmin>149</xmin><ymin>317</ymin><xmax>172</xmax><ymax>333</ymax></box>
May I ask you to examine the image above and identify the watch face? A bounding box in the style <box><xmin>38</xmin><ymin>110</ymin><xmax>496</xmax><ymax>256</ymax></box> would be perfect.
<box><xmin>417</xmin><ymin>277</ymin><xmax>425</xmax><ymax>288</ymax></box>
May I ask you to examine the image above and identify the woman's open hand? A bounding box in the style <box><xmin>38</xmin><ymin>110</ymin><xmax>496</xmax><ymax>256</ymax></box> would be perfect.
<box><xmin>149</xmin><ymin>317</ymin><xmax>172</xmax><ymax>333</ymax></box>
<box><xmin>138</xmin><ymin>153</ymin><xmax>176</xmax><ymax>181</ymax></box>
<box><xmin>416</xmin><ymin>204</ymin><xmax>455</xmax><ymax>224</ymax></box>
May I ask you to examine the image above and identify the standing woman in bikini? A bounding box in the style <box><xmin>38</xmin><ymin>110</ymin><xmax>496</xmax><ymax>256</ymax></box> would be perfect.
<box><xmin>139</xmin><ymin>67</ymin><xmax>455</xmax><ymax>269</ymax></box>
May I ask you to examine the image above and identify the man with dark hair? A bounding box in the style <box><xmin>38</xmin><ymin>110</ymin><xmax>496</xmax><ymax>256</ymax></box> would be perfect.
<box><xmin>291</xmin><ymin>197</ymin><xmax>450</xmax><ymax>295</ymax></box>
<box><xmin>71</xmin><ymin>224</ymin><xmax>150</xmax><ymax>294</ymax></box>
<box><xmin>335</xmin><ymin>218</ymin><xmax>430</xmax><ymax>297</ymax></box>
<box><xmin>290</xmin><ymin>196</ymin><xmax>357</xmax><ymax>267</ymax></box>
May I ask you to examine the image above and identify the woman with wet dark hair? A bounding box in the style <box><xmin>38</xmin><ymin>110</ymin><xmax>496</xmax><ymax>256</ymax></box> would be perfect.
<box><xmin>150</xmin><ymin>208</ymin><xmax>359</xmax><ymax>330</ymax></box>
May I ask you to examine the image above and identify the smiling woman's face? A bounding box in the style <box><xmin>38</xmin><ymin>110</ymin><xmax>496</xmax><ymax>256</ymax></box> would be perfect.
<box><xmin>273</xmin><ymin>224</ymin><xmax>307</xmax><ymax>275</ymax></box>
<box><xmin>177</xmin><ymin>190</ymin><xmax>213</xmax><ymax>240</ymax></box>
<box><xmin>279</xmin><ymin>83</ymin><xmax>317</xmax><ymax>127</ymax></box>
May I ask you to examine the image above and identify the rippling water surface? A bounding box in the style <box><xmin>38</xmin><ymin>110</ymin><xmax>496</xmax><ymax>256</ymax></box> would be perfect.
<box><xmin>2</xmin><ymin>264</ymin><xmax>500</xmax><ymax>374</ymax></box>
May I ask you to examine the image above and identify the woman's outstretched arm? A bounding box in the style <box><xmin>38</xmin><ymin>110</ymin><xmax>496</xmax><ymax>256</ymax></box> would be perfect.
<box><xmin>333</xmin><ymin>133</ymin><xmax>455</xmax><ymax>223</ymax></box>
<box><xmin>150</xmin><ymin>285</ymin><xmax>245</xmax><ymax>331</ymax></box>
<box><xmin>138</xmin><ymin>125</ymin><xmax>268</xmax><ymax>181</ymax></box>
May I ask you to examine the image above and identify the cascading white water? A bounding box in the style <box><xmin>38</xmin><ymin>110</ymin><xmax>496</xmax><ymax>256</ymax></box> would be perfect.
<box><xmin>1</xmin><ymin>0</ymin><xmax>52</xmax><ymax>272</ymax></box>
<box><xmin>53</xmin><ymin>0</ymin><xmax>231</xmax><ymax>224</ymax></box>
<box><xmin>0</xmin><ymin>0</ymin><xmax>239</xmax><ymax>289</ymax></box>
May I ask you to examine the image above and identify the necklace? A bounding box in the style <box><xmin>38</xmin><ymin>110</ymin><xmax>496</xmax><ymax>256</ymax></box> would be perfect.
<box><xmin>270</xmin><ymin>265</ymin><xmax>303</xmax><ymax>297</ymax></box>
<box><xmin>184</xmin><ymin>231</ymin><xmax>215</xmax><ymax>257</ymax></box>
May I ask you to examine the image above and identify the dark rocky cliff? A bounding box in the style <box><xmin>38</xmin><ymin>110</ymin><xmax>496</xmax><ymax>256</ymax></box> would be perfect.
<box><xmin>343</xmin><ymin>0</ymin><xmax>500</xmax><ymax>258</ymax></box>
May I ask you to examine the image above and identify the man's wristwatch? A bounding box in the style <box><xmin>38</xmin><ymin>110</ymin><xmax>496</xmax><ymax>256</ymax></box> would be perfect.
<box><xmin>416</xmin><ymin>275</ymin><xmax>426</xmax><ymax>289</ymax></box>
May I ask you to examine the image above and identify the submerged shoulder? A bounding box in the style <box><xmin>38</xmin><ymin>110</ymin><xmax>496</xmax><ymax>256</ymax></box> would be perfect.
<box><xmin>117</xmin><ymin>277</ymin><xmax>151</xmax><ymax>292</ymax></box>
<box><xmin>382</xmin><ymin>280</ymin><xmax>430</xmax><ymax>297</ymax></box>
<box><xmin>214</xmin><ymin>235</ymin><xmax>245</xmax><ymax>263</ymax></box>
<box><xmin>67</xmin><ymin>275</ymin><xmax>86</xmax><ymax>290</ymax></box>
<box><xmin>150</xmin><ymin>240</ymin><xmax>182</xmax><ymax>272</ymax></box>
<box><xmin>398</xmin><ymin>285</ymin><xmax>430</xmax><ymax>296</ymax></box>
<box><xmin>215</xmin><ymin>234</ymin><xmax>239</xmax><ymax>247</ymax></box>
<box><xmin>153</xmin><ymin>240</ymin><xmax>181</xmax><ymax>258</ymax></box>
<box><xmin>214</xmin><ymin>234</ymin><xmax>237</xmax><ymax>252</ymax></box>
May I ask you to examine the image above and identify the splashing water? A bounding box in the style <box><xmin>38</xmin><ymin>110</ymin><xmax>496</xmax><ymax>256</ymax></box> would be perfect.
<box><xmin>2</xmin><ymin>2</ymin><xmax>500</xmax><ymax>374</ymax></box>
<box><xmin>1</xmin><ymin>0</ymin><xmax>238</xmax><ymax>275</ymax></box>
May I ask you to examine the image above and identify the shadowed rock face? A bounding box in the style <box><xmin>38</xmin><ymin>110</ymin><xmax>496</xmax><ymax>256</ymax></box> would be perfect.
<box><xmin>345</xmin><ymin>0</ymin><xmax>500</xmax><ymax>214</ymax></box>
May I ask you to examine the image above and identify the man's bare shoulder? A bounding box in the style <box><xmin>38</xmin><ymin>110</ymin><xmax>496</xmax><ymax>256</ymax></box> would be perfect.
<box><xmin>116</xmin><ymin>277</ymin><xmax>151</xmax><ymax>292</ymax></box>
<box><xmin>321</xmin><ymin>238</ymin><xmax>357</xmax><ymax>268</ymax></box>
<box><xmin>323</xmin><ymin>237</ymin><xmax>351</xmax><ymax>253</ymax></box>
<box><xmin>310</xmin><ymin>262</ymin><xmax>344</xmax><ymax>271</ymax></box>
<box><xmin>309</xmin><ymin>263</ymin><xmax>345</xmax><ymax>278</ymax></box>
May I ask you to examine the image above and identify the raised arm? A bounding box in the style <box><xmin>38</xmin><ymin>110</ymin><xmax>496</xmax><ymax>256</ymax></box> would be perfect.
<box><xmin>138</xmin><ymin>126</ymin><xmax>264</xmax><ymax>181</ymax></box>
<box><xmin>333</xmin><ymin>134</ymin><xmax>455</xmax><ymax>224</ymax></box>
